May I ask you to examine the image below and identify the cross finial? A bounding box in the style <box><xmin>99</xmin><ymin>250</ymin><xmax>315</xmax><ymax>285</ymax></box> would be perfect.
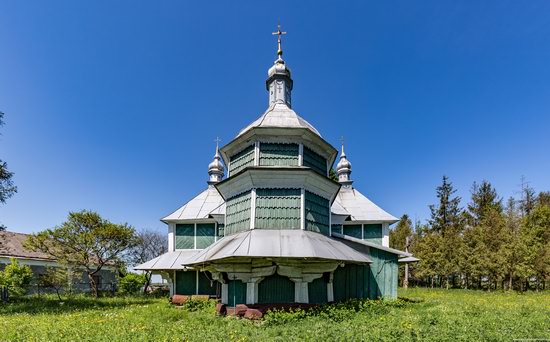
<box><xmin>214</xmin><ymin>137</ymin><xmax>221</xmax><ymax>150</ymax></box>
<box><xmin>272</xmin><ymin>21</ymin><xmax>287</xmax><ymax>58</ymax></box>
<box><xmin>339</xmin><ymin>136</ymin><xmax>346</xmax><ymax>155</ymax></box>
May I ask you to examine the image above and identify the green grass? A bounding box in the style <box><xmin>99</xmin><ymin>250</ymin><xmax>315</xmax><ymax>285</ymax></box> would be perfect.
<box><xmin>1</xmin><ymin>288</ymin><xmax>549</xmax><ymax>341</ymax></box>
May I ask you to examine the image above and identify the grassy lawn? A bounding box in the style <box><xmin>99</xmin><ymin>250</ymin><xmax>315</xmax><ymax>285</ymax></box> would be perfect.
<box><xmin>1</xmin><ymin>288</ymin><xmax>549</xmax><ymax>341</ymax></box>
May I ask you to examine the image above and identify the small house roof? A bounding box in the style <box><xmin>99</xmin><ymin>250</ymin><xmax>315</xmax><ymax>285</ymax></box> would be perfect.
<box><xmin>334</xmin><ymin>187</ymin><xmax>398</xmax><ymax>223</ymax></box>
<box><xmin>236</xmin><ymin>103</ymin><xmax>321</xmax><ymax>138</ymax></box>
<box><xmin>162</xmin><ymin>186</ymin><xmax>224</xmax><ymax>222</ymax></box>
<box><xmin>331</xmin><ymin>232</ymin><xmax>411</xmax><ymax>257</ymax></box>
<box><xmin>133</xmin><ymin>250</ymin><xmax>201</xmax><ymax>271</ymax></box>
<box><xmin>0</xmin><ymin>231</ymin><xmax>54</xmax><ymax>261</ymax></box>
<box><xmin>182</xmin><ymin>229</ymin><xmax>372</xmax><ymax>266</ymax></box>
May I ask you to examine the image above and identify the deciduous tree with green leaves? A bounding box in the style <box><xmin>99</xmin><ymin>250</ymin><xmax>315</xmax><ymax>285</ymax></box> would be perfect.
<box><xmin>26</xmin><ymin>210</ymin><xmax>140</xmax><ymax>297</ymax></box>
<box><xmin>0</xmin><ymin>258</ymin><xmax>33</xmax><ymax>297</ymax></box>
<box><xmin>0</xmin><ymin>112</ymin><xmax>18</xmax><ymax>230</ymax></box>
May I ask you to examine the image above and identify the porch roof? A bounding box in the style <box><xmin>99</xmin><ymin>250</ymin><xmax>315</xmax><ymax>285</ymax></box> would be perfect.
<box><xmin>133</xmin><ymin>250</ymin><xmax>200</xmax><ymax>271</ymax></box>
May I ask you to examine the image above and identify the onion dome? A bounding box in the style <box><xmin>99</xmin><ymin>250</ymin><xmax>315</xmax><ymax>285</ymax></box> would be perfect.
<box><xmin>208</xmin><ymin>141</ymin><xmax>225</xmax><ymax>184</ymax></box>
<box><xmin>336</xmin><ymin>143</ymin><xmax>353</xmax><ymax>187</ymax></box>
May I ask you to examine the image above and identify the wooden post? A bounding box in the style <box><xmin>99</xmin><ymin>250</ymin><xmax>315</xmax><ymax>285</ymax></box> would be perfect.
<box><xmin>403</xmin><ymin>236</ymin><xmax>409</xmax><ymax>289</ymax></box>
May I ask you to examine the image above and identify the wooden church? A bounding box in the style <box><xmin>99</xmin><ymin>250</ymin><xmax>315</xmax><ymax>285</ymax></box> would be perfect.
<box><xmin>136</xmin><ymin>26</ymin><xmax>416</xmax><ymax>306</ymax></box>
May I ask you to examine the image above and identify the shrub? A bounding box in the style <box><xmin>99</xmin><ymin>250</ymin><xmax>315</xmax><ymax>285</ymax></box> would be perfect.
<box><xmin>118</xmin><ymin>273</ymin><xmax>146</xmax><ymax>294</ymax></box>
<box><xmin>0</xmin><ymin>258</ymin><xmax>33</xmax><ymax>297</ymax></box>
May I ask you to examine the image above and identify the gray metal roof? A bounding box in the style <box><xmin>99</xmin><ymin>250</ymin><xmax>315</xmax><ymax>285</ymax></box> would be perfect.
<box><xmin>331</xmin><ymin>232</ymin><xmax>411</xmax><ymax>257</ymax></box>
<box><xmin>398</xmin><ymin>256</ymin><xmax>420</xmax><ymax>263</ymax></box>
<box><xmin>236</xmin><ymin>103</ymin><xmax>321</xmax><ymax>138</ymax></box>
<box><xmin>162</xmin><ymin>186</ymin><xmax>224</xmax><ymax>222</ymax></box>
<box><xmin>133</xmin><ymin>250</ymin><xmax>200</xmax><ymax>270</ymax></box>
<box><xmin>334</xmin><ymin>187</ymin><xmax>398</xmax><ymax>223</ymax></box>
<box><xmin>183</xmin><ymin>229</ymin><xmax>372</xmax><ymax>266</ymax></box>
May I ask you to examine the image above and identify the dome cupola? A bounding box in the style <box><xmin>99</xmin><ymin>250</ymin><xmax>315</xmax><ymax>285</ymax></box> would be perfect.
<box><xmin>207</xmin><ymin>139</ymin><xmax>225</xmax><ymax>185</ymax></box>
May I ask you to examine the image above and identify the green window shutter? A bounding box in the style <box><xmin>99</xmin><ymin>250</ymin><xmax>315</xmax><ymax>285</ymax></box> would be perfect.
<box><xmin>258</xmin><ymin>274</ymin><xmax>295</xmax><ymax>304</ymax></box>
<box><xmin>363</xmin><ymin>224</ymin><xmax>383</xmax><ymax>244</ymax></box>
<box><xmin>331</xmin><ymin>224</ymin><xmax>342</xmax><ymax>234</ymax></box>
<box><xmin>196</xmin><ymin>223</ymin><xmax>215</xmax><ymax>249</ymax></box>
<box><xmin>259</xmin><ymin>143</ymin><xmax>299</xmax><ymax>166</ymax></box>
<box><xmin>303</xmin><ymin>146</ymin><xmax>327</xmax><ymax>176</ymax></box>
<box><xmin>304</xmin><ymin>191</ymin><xmax>330</xmax><ymax>235</ymax></box>
<box><xmin>308</xmin><ymin>276</ymin><xmax>328</xmax><ymax>304</ymax></box>
<box><xmin>175</xmin><ymin>224</ymin><xmax>194</xmax><ymax>249</ymax></box>
<box><xmin>175</xmin><ymin>271</ymin><xmax>196</xmax><ymax>295</ymax></box>
<box><xmin>225</xmin><ymin>191</ymin><xmax>251</xmax><ymax>235</ymax></box>
<box><xmin>343</xmin><ymin>224</ymin><xmax>362</xmax><ymax>239</ymax></box>
<box><xmin>255</xmin><ymin>188</ymin><xmax>301</xmax><ymax>229</ymax></box>
<box><xmin>197</xmin><ymin>271</ymin><xmax>218</xmax><ymax>295</ymax></box>
<box><xmin>229</xmin><ymin>145</ymin><xmax>255</xmax><ymax>175</ymax></box>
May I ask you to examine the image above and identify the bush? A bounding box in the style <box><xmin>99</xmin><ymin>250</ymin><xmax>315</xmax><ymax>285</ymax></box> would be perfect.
<box><xmin>0</xmin><ymin>258</ymin><xmax>33</xmax><ymax>297</ymax></box>
<box><xmin>118</xmin><ymin>273</ymin><xmax>146</xmax><ymax>294</ymax></box>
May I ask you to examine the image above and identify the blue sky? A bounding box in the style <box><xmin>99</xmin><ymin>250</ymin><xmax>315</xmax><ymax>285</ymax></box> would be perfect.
<box><xmin>1</xmin><ymin>1</ymin><xmax>549</xmax><ymax>233</ymax></box>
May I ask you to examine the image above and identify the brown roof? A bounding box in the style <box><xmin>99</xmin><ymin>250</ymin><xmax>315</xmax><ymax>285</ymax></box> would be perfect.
<box><xmin>0</xmin><ymin>231</ymin><xmax>55</xmax><ymax>261</ymax></box>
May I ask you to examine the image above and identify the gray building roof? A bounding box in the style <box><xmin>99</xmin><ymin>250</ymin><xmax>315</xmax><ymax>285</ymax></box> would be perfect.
<box><xmin>333</xmin><ymin>187</ymin><xmax>399</xmax><ymax>223</ymax></box>
<box><xmin>162</xmin><ymin>186</ymin><xmax>224</xmax><ymax>222</ymax></box>
<box><xmin>133</xmin><ymin>250</ymin><xmax>200</xmax><ymax>271</ymax></box>
<box><xmin>236</xmin><ymin>103</ymin><xmax>321</xmax><ymax>138</ymax></box>
<box><xmin>0</xmin><ymin>231</ymin><xmax>53</xmax><ymax>261</ymax></box>
<box><xmin>182</xmin><ymin>229</ymin><xmax>372</xmax><ymax>266</ymax></box>
<box><xmin>331</xmin><ymin>232</ymin><xmax>411</xmax><ymax>257</ymax></box>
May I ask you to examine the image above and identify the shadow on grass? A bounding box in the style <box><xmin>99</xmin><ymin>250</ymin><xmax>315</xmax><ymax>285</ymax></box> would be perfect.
<box><xmin>0</xmin><ymin>295</ymin><xmax>162</xmax><ymax>315</ymax></box>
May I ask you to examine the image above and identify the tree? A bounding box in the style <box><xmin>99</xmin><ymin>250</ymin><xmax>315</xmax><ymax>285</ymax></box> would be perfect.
<box><xmin>119</xmin><ymin>273</ymin><xmax>147</xmax><ymax>295</ymax></box>
<box><xmin>26</xmin><ymin>210</ymin><xmax>140</xmax><ymax>297</ymax></box>
<box><xmin>467</xmin><ymin>180</ymin><xmax>502</xmax><ymax>226</ymax></box>
<box><xmin>0</xmin><ymin>258</ymin><xmax>33</xmax><ymax>297</ymax></box>
<box><xmin>390</xmin><ymin>214</ymin><xmax>413</xmax><ymax>250</ymax></box>
<box><xmin>0</xmin><ymin>112</ymin><xmax>18</xmax><ymax>230</ymax></box>
<box><xmin>519</xmin><ymin>176</ymin><xmax>536</xmax><ymax>217</ymax></box>
<box><xmin>127</xmin><ymin>228</ymin><xmax>167</xmax><ymax>293</ymax></box>
<box><xmin>39</xmin><ymin>267</ymin><xmax>73</xmax><ymax>300</ymax></box>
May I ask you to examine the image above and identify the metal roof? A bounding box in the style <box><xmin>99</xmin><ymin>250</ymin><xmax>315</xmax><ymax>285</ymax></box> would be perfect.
<box><xmin>334</xmin><ymin>187</ymin><xmax>399</xmax><ymax>223</ymax></box>
<box><xmin>183</xmin><ymin>229</ymin><xmax>372</xmax><ymax>266</ymax></box>
<box><xmin>133</xmin><ymin>250</ymin><xmax>200</xmax><ymax>270</ymax></box>
<box><xmin>331</xmin><ymin>232</ymin><xmax>411</xmax><ymax>257</ymax></box>
<box><xmin>162</xmin><ymin>186</ymin><xmax>224</xmax><ymax>222</ymax></box>
<box><xmin>236</xmin><ymin>103</ymin><xmax>321</xmax><ymax>138</ymax></box>
<box><xmin>398</xmin><ymin>256</ymin><xmax>420</xmax><ymax>263</ymax></box>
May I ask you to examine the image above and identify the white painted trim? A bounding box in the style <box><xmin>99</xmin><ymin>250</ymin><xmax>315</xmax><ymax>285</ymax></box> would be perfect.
<box><xmin>250</xmin><ymin>188</ymin><xmax>257</xmax><ymax>229</ymax></box>
<box><xmin>214</xmin><ymin>222</ymin><xmax>218</xmax><ymax>242</ymax></box>
<box><xmin>327</xmin><ymin>272</ymin><xmax>334</xmax><ymax>302</ymax></box>
<box><xmin>298</xmin><ymin>143</ymin><xmax>304</xmax><ymax>166</ymax></box>
<box><xmin>382</xmin><ymin>223</ymin><xmax>390</xmax><ymax>247</ymax></box>
<box><xmin>361</xmin><ymin>224</ymin><xmax>364</xmax><ymax>240</ymax></box>
<box><xmin>254</xmin><ymin>141</ymin><xmax>260</xmax><ymax>166</ymax></box>
<box><xmin>227</xmin><ymin>159</ymin><xmax>231</xmax><ymax>178</ymax></box>
<box><xmin>168</xmin><ymin>223</ymin><xmax>175</xmax><ymax>252</ymax></box>
<box><xmin>300</xmin><ymin>188</ymin><xmax>306</xmax><ymax>230</ymax></box>
<box><xmin>329</xmin><ymin>204</ymin><xmax>332</xmax><ymax>236</ymax></box>
<box><xmin>221</xmin><ymin>283</ymin><xmax>229</xmax><ymax>304</ymax></box>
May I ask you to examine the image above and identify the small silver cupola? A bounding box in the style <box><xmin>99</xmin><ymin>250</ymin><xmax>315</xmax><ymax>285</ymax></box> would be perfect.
<box><xmin>266</xmin><ymin>23</ymin><xmax>293</xmax><ymax>108</ymax></box>
<box><xmin>208</xmin><ymin>138</ymin><xmax>225</xmax><ymax>185</ymax></box>
<box><xmin>336</xmin><ymin>139</ymin><xmax>353</xmax><ymax>188</ymax></box>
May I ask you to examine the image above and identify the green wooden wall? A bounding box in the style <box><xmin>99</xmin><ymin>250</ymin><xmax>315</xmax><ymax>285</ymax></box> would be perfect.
<box><xmin>259</xmin><ymin>143</ymin><xmax>299</xmax><ymax>166</ymax></box>
<box><xmin>197</xmin><ymin>271</ymin><xmax>218</xmax><ymax>295</ymax></box>
<box><xmin>332</xmin><ymin>264</ymin><xmax>368</xmax><ymax>302</ymax></box>
<box><xmin>175</xmin><ymin>270</ymin><xmax>195</xmax><ymax>295</ymax></box>
<box><xmin>229</xmin><ymin>144</ymin><xmax>255</xmax><ymax>175</ymax></box>
<box><xmin>331</xmin><ymin>224</ymin><xmax>343</xmax><ymax>234</ymax></box>
<box><xmin>308</xmin><ymin>277</ymin><xmax>328</xmax><ymax>304</ymax></box>
<box><xmin>305</xmin><ymin>191</ymin><xmax>330</xmax><ymax>235</ymax></box>
<box><xmin>303</xmin><ymin>146</ymin><xmax>327</xmax><ymax>176</ymax></box>
<box><xmin>225</xmin><ymin>191</ymin><xmax>251</xmax><ymax>235</ymax></box>
<box><xmin>258</xmin><ymin>274</ymin><xmax>295</xmax><ymax>304</ymax></box>
<box><xmin>363</xmin><ymin>224</ymin><xmax>383</xmax><ymax>245</ymax></box>
<box><xmin>255</xmin><ymin>188</ymin><xmax>301</xmax><ymax>229</ymax></box>
<box><xmin>227</xmin><ymin>279</ymin><xmax>247</xmax><ymax>306</ymax></box>
<box><xmin>343</xmin><ymin>224</ymin><xmax>362</xmax><ymax>239</ymax></box>
<box><xmin>175</xmin><ymin>224</ymin><xmax>194</xmax><ymax>249</ymax></box>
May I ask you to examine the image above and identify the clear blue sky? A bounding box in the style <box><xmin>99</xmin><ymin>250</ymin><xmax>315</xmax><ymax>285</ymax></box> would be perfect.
<box><xmin>1</xmin><ymin>1</ymin><xmax>549</xmax><ymax>234</ymax></box>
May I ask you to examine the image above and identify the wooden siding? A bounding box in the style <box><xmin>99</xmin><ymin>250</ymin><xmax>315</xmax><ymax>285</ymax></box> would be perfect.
<box><xmin>255</xmin><ymin>188</ymin><xmax>301</xmax><ymax>229</ymax></box>
<box><xmin>196</xmin><ymin>223</ymin><xmax>216</xmax><ymax>249</ymax></box>
<box><xmin>331</xmin><ymin>224</ymin><xmax>343</xmax><ymax>234</ymax></box>
<box><xmin>258</xmin><ymin>274</ymin><xmax>295</xmax><ymax>304</ymax></box>
<box><xmin>225</xmin><ymin>191</ymin><xmax>252</xmax><ymax>236</ymax></box>
<box><xmin>198</xmin><ymin>271</ymin><xmax>218</xmax><ymax>295</ymax></box>
<box><xmin>227</xmin><ymin>279</ymin><xmax>247</xmax><ymax>306</ymax></box>
<box><xmin>229</xmin><ymin>145</ymin><xmax>255</xmax><ymax>175</ymax></box>
<box><xmin>259</xmin><ymin>143</ymin><xmax>299</xmax><ymax>166</ymax></box>
<box><xmin>175</xmin><ymin>224</ymin><xmax>194</xmax><ymax>249</ymax></box>
<box><xmin>333</xmin><ymin>264</ymin><xmax>368</xmax><ymax>302</ymax></box>
<box><xmin>303</xmin><ymin>146</ymin><xmax>327</xmax><ymax>175</ymax></box>
<box><xmin>175</xmin><ymin>271</ymin><xmax>195</xmax><ymax>295</ymax></box>
<box><xmin>308</xmin><ymin>276</ymin><xmax>328</xmax><ymax>304</ymax></box>
<box><xmin>343</xmin><ymin>224</ymin><xmax>362</xmax><ymax>239</ymax></box>
<box><xmin>305</xmin><ymin>191</ymin><xmax>330</xmax><ymax>235</ymax></box>
<box><xmin>367</xmin><ymin>248</ymin><xmax>398</xmax><ymax>299</ymax></box>
<box><xmin>364</xmin><ymin>224</ymin><xmax>383</xmax><ymax>245</ymax></box>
